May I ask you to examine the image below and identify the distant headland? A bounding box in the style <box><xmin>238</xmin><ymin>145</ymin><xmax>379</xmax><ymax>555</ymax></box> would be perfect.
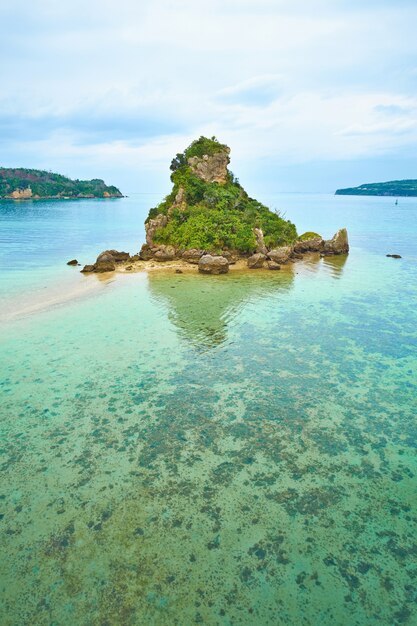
<box><xmin>80</xmin><ymin>136</ymin><xmax>349</xmax><ymax>275</ymax></box>
<box><xmin>336</xmin><ymin>179</ymin><xmax>417</xmax><ymax>197</ymax></box>
<box><xmin>0</xmin><ymin>168</ymin><xmax>123</xmax><ymax>199</ymax></box>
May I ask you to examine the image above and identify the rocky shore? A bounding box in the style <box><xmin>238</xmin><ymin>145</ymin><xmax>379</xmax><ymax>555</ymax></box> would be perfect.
<box><xmin>78</xmin><ymin>228</ymin><xmax>349</xmax><ymax>276</ymax></box>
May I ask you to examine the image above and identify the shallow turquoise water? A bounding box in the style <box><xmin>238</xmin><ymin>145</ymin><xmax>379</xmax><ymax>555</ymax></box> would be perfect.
<box><xmin>1</xmin><ymin>195</ymin><xmax>417</xmax><ymax>625</ymax></box>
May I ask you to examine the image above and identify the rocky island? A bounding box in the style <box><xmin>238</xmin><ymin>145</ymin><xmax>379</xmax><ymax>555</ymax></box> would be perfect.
<box><xmin>0</xmin><ymin>168</ymin><xmax>123</xmax><ymax>199</ymax></box>
<box><xmin>336</xmin><ymin>179</ymin><xmax>417</xmax><ymax>196</ymax></box>
<box><xmin>81</xmin><ymin>137</ymin><xmax>348</xmax><ymax>275</ymax></box>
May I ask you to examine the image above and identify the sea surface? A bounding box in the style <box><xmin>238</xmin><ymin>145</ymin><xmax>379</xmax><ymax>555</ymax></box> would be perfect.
<box><xmin>0</xmin><ymin>193</ymin><xmax>416</xmax><ymax>625</ymax></box>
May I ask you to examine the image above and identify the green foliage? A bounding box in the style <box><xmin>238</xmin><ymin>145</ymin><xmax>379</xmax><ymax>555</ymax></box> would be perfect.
<box><xmin>147</xmin><ymin>137</ymin><xmax>298</xmax><ymax>254</ymax></box>
<box><xmin>299</xmin><ymin>231</ymin><xmax>321</xmax><ymax>241</ymax></box>
<box><xmin>184</xmin><ymin>136</ymin><xmax>229</xmax><ymax>160</ymax></box>
<box><xmin>0</xmin><ymin>168</ymin><xmax>122</xmax><ymax>198</ymax></box>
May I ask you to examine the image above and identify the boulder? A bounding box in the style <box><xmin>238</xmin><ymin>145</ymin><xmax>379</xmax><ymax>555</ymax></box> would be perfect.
<box><xmin>386</xmin><ymin>254</ymin><xmax>402</xmax><ymax>259</ymax></box>
<box><xmin>293</xmin><ymin>237</ymin><xmax>324</xmax><ymax>253</ymax></box>
<box><xmin>154</xmin><ymin>245</ymin><xmax>176</xmax><ymax>262</ymax></box>
<box><xmin>221</xmin><ymin>250</ymin><xmax>238</xmax><ymax>265</ymax></box>
<box><xmin>322</xmin><ymin>229</ymin><xmax>349</xmax><ymax>255</ymax></box>
<box><xmin>267</xmin><ymin>261</ymin><xmax>281</xmax><ymax>270</ymax></box>
<box><xmin>80</xmin><ymin>264</ymin><xmax>95</xmax><ymax>273</ymax></box>
<box><xmin>106</xmin><ymin>249</ymin><xmax>130</xmax><ymax>262</ymax></box>
<box><xmin>198</xmin><ymin>255</ymin><xmax>229</xmax><ymax>275</ymax></box>
<box><xmin>96</xmin><ymin>249</ymin><xmax>130</xmax><ymax>263</ymax></box>
<box><xmin>247</xmin><ymin>253</ymin><xmax>266</xmax><ymax>269</ymax></box>
<box><xmin>139</xmin><ymin>244</ymin><xmax>155</xmax><ymax>260</ymax></box>
<box><xmin>181</xmin><ymin>249</ymin><xmax>204</xmax><ymax>264</ymax></box>
<box><xmin>268</xmin><ymin>245</ymin><xmax>293</xmax><ymax>264</ymax></box>
<box><xmin>94</xmin><ymin>260</ymin><xmax>116</xmax><ymax>272</ymax></box>
<box><xmin>67</xmin><ymin>259</ymin><xmax>78</xmax><ymax>266</ymax></box>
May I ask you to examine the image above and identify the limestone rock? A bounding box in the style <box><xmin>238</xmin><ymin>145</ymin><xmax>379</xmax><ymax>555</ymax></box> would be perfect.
<box><xmin>268</xmin><ymin>246</ymin><xmax>293</xmax><ymax>264</ymax></box>
<box><xmin>103</xmin><ymin>249</ymin><xmax>130</xmax><ymax>262</ymax></box>
<box><xmin>9</xmin><ymin>187</ymin><xmax>32</xmax><ymax>199</ymax></box>
<box><xmin>188</xmin><ymin>149</ymin><xmax>230</xmax><ymax>184</ymax></box>
<box><xmin>139</xmin><ymin>244</ymin><xmax>155</xmax><ymax>260</ymax></box>
<box><xmin>293</xmin><ymin>237</ymin><xmax>324</xmax><ymax>253</ymax></box>
<box><xmin>145</xmin><ymin>214</ymin><xmax>168</xmax><ymax>246</ymax></box>
<box><xmin>198</xmin><ymin>255</ymin><xmax>229</xmax><ymax>275</ymax></box>
<box><xmin>67</xmin><ymin>259</ymin><xmax>78</xmax><ymax>266</ymax></box>
<box><xmin>386</xmin><ymin>254</ymin><xmax>402</xmax><ymax>259</ymax></box>
<box><xmin>154</xmin><ymin>245</ymin><xmax>176</xmax><ymax>262</ymax></box>
<box><xmin>267</xmin><ymin>261</ymin><xmax>281</xmax><ymax>270</ymax></box>
<box><xmin>254</xmin><ymin>228</ymin><xmax>268</xmax><ymax>255</ymax></box>
<box><xmin>181</xmin><ymin>249</ymin><xmax>204</xmax><ymax>264</ymax></box>
<box><xmin>322</xmin><ymin>229</ymin><xmax>349</xmax><ymax>255</ymax></box>
<box><xmin>80</xmin><ymin>264</ymin><xmax>95</xmax><ymax>273</ymax></box>
<box><xmin>247</xmin><ymin>253</ymin><xmax>267</xmax><ymax>269</ymax></box>
<box><xmin>221</xmin><ymin>250</ymin><xmax>238</xmax><ymax>265</ymax></box>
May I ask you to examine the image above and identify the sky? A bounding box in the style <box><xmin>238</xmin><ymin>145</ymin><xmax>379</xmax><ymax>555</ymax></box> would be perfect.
<box><xmin>1</xmin><ymin>0</ymin><xmax>417</xmax><ymax>194</ymax></box>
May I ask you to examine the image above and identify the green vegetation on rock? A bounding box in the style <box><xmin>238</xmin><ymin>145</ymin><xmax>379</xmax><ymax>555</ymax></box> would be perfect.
<box><xmin>335</xmin><ymin>180</ymin><xmax>417</xmax><ymax>197</ymax></box>
<box><xmin>146</xmin><ymin>137</ymin><xmax>297</xmax><ymax>255</ymax></box>
<box><xmin>0</xmin><ymin>168</ymin><xmax>123</xmax><ymax>199</ymax></box>
<box><xmin>299</xmin><ymin>231</ymin><xmax>321</xmax><ymax>241</ymax></box>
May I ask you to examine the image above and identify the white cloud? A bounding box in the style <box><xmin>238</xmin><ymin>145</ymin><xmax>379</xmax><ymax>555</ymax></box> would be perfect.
<box><xmin>1</xmin><ymin>0</ymin><xmax>417</xmax><ymax>189</ymax></box>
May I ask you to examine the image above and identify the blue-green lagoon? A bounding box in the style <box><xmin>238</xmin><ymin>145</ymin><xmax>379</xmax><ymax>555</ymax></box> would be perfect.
<box><xmin>0</xmin><ymin>194</ymin><xmax>416</xmax><ymax>625</ymax></box>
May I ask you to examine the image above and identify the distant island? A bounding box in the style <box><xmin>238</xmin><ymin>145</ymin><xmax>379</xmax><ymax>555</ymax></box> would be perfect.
<box><xmin>0</xmin><ymin>168</ymin><xmax>123</xmax><ymax>199</ymax></box>
<box><xmin>81</xmin><ymin>136</ymin><xmax>349</xmax><ymax>275</ymax></box>
<box><xmin>336</xmin><ymin>180</ymin><xmax>417</xmax><ymax>196</ymax></box>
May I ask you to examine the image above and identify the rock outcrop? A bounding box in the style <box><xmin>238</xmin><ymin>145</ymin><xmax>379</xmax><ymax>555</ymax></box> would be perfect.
<box><xmin>188</xmin><ymin>149</ymin><xmax>230</xmax><ymax>184</ymax></box>
<box><xmin>9</xmin><ymin>188</ymin><xmax>33</xmax><ymax>199</ymax></box>
<box><xmin>268</xmin><ymin>246</ymin><xmax>293</xmax><ymax>264</ymax></box>
<box><xmin>154</xmin><ymin>245</ymin><xmax>176</xmax><ymax>262</ymax></box>
<box><xmin>322</xmin><ymin>228</ymin><xmax>349</xmax><ymax>255</ymax></box>
<box><xmin>181</xmin><ymin>249</ymin><xmax>204</xmax><ymax>264</ymax></box>
<box><xmin>146</xmin><ymin>214</ymin><xmax>168</xmax><ymax>246</ymax></box>
<box><xmin>293</xmin><ymin>237</ymin><xmax>324</xmax><ymax>253</ymax></box>
<box><xmin>81</xmin><ymin>249</ymin><xmax>130</xmax><ymax>273</ymax></box>
<box><xmin>198</xmin><ymin>255</ymin><xmax>229</xmax><ymax>275</ymax></box>
<box><xmin>254</xmin><ymin>228</ymin><xmax>268</xmax><ymax>255</ymax></box>
<box><xmin>247</xmin><ymin>253</ymin><xmax>266</xmax><ymax>269</ymax></box>
<box><xmin>267</xmin><ymin>261</ymin><xmax>281</xmax><ymax>270</ymax></box>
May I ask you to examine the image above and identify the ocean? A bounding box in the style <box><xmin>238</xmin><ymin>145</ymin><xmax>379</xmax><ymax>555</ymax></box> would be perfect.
<box><xmin>0</xmin><ymin>193</ymin><xmax>416</xmax><ymax>625</ymax></box>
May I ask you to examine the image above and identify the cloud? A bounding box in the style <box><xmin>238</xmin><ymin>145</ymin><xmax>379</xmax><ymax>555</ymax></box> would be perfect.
<box><xmin>1</xmin><ymin>0</ymin><xmax>417</xmax><ymax>190</ymax></box>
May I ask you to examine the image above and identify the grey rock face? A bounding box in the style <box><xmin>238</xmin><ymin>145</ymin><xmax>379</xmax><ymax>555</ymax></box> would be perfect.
<box><xmin>247</xmin><ymin>253</ymin><xmax>267</xmax><ymax>269</ymax></box>
<box><xmin>198</xmin><ymin>255</ymin><xmax>229</xmax><ymax>274</ymax></box>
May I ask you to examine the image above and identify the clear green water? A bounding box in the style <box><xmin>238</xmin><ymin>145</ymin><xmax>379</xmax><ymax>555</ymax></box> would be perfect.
<box><xmin>1</xmin><ymin>195</ymin><xmax>417</xmax><ymax>625</ymax></box>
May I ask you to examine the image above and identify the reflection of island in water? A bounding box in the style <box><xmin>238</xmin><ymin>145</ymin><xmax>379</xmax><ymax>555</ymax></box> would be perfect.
<box><xmin>147</xmin><ymin>270</ymin><xmax>295</xmax><ymax>349</ymax></box>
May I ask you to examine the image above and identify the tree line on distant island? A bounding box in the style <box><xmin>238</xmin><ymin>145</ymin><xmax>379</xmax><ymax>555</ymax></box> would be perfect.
<box><xmin>0</xmin><ymin>168</ymin><xmax>122</xmax><ymax>199</ymax></box>
<box><xmin>336</xmin><ymin>179</ymin><xmax>417</xmax><ymax>196</ymax></box>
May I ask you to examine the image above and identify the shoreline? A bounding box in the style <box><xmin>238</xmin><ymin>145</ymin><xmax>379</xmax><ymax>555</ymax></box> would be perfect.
<box><xmin>0</xmin><ymin>252</ymin><xmax>346</xmax><ymax>325</ymax></box>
